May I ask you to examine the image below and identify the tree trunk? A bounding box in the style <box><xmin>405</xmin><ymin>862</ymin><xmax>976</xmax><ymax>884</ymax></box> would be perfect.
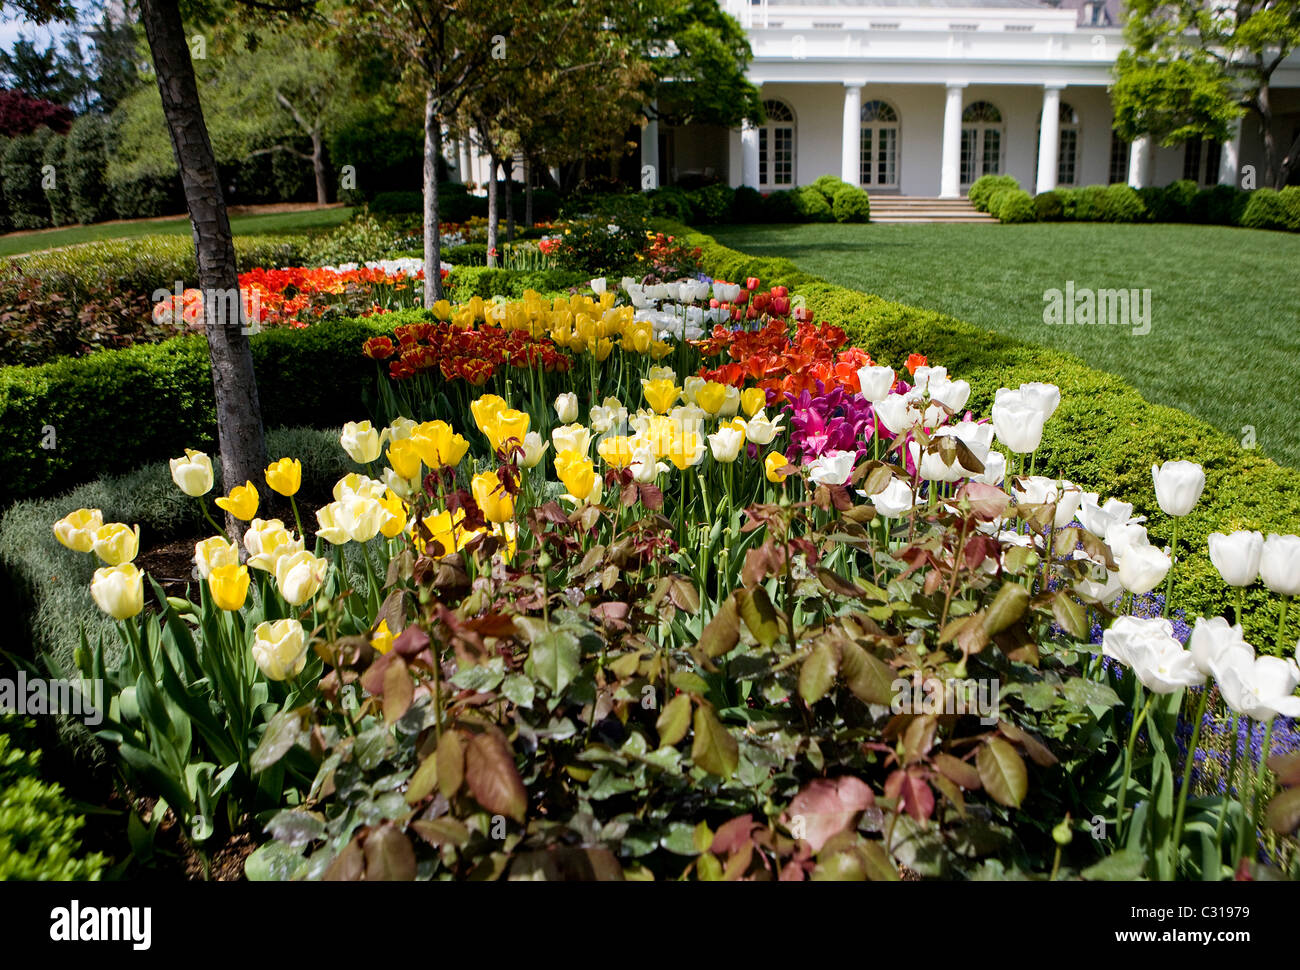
<box><xmin>422</xmin><ymin>86</ymin><xmax>443</xmax><ymax>305</ymax></box>
<box><xmin>311</xmin><ymin>132</ymin><xmax>328</xmax><ymax>205</ymax></box>
<box><xmin>1258</xmin><ymin>86</ymin><xmax>1279</xmax><ymax>190</ymax></box>
<box><xmin>486</xmin><ymin>154</ymin><xmax>499</xmax><ymax>269</ymax></box>
<box><xmin>524</xmin><ymin>155</ymin><xmax>534</xmax><ymax>227</ymax></box>
<box><xmin>139</xmin><ymin>0</ymin><xmax>265</xmax><ymax>528</ymax></box>
<box><xmin>505</xmin><ymin>153</ymin><xmax>516</xmax><ymax>242</ymax></box>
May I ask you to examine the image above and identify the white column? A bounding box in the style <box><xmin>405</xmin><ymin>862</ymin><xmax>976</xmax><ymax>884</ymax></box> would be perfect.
<box><xmin>939</xmin><ymin>82</ymin><xmax>966</xmax><ymax>198</ymax></box>
<box><xmin>841</xmin><ymin>82</ymin><xmax>864</xmax><ymax>185</ymax></box>
<box><xmin>640</xmin><ymin>101</ymin><xmax>659</xmax><ymax>191</ymax></box>
<box><xmin>1127</xmin><ymin>134</ymin><xmax>1153</xmax><ymax>189</ymax></box>
<box><xmin>1218</xmin><ymin>116</ymin><xmax>1243</xmax><ymax>186</ymax></box>
<box><xmin>459</xmin><ymin>141</ymin><xmax>472</xmax><ymax>186</ymax></box>
<box><xmin>1035</xmin><ymin>86</ymin><xmax>1062</xmax><ymax>195</ymax></box>
<box><xmin>741</xmin><ymin>119</ymin><xmax>760</xmax><ymax>188</ymax></box>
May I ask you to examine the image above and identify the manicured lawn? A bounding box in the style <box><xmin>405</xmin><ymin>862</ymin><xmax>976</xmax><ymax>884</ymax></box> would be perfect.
<box><xmin>710</xmin><ymin>221</ymin><xmax>1300</xmax><ymax>469</ymax></box>
<box><xmin>0</xmin><ymin>206</ymin><xmax>355</xmax><ymax>258</ymax></box>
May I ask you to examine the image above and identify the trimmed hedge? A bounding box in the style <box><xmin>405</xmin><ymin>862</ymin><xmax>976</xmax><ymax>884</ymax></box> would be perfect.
<box><xmin>0</xmin><ymin>714</ymin><xmax>108</xmax><ymax>880</ymax></box>
<box><xmin>1101</xmin><ymin>183</ymin><xmax>1147</xmax><ymax>223</ymax></box>
<box><xmin>444</xmin><ymin>266</ymin><xmax>593</xmax><ymax>302</ymax></box>
<box><xmin>1033</xmin><ymin>190</ymin><xmax>1065</xmax><ymax>222</ymax></box>
<box><xmin>653</xmin><ymin>217</ymin><xmax>1300</xmax><ymax>651</ymax></box>
<box><xmin>992</xmin><ymin>189</ymin><xmax>1035</xmax><ymax>223</ymax></box>
<box><xmin>969</xmin><ymin>174</ymin><xmax>1019</xmax><ymax>212</ymax></box>
<box><xmin>1241</xmin><ymin>188</ymin><xmax>1297</xmax><ymax>231</ymax></box>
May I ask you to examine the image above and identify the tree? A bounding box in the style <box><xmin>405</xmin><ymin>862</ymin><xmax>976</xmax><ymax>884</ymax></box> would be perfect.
<box><xmin>0</xmin><ymin>33</ymin><xmax>89</xmax><ymax>109</ymax></box>
<box><xmin>85</xmin><ymin>8</ymin><xmax>142</xmax><ymax>114</ymax></box>
<box><xmin>1113</xmin><ymin>0</ymin><xmax>1300</xmax><ymax>189</ymax></box>
<box><xmin>0</xmin><ymin>86</ymin><xmax>73</xmax><ymax>134</ymax></box>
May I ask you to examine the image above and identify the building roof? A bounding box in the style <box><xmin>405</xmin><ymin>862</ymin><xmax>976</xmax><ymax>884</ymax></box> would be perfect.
<box><xmin>752</xmin><ymin>0</ymin><xmax>1123</xmax><ymax>22</ymax></box>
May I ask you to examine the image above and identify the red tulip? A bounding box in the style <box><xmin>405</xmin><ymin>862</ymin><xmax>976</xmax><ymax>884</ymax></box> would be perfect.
<box><xmin>745</xmin><ymin>277</ymin><xmax>760</xmax><ymax>290</ymax></box>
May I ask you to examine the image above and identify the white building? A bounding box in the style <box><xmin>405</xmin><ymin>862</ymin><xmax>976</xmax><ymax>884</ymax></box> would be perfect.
<box><xmin>642</xmin><ymin>0</ymin><xmax>1300</xmax><ymax>197</ymax></box>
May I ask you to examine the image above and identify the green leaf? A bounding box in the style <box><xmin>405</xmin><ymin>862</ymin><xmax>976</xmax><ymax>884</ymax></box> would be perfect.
<box><xmin>530</xmin><ymin>629</ymin><xmax>581</xmax><ymax>695</ymax></box>
<box><xmin>840</xmin><ymin>642</ymin><xmax>895</xmax><ymax>706</ymax></box>
<box><xmin>405</xmin><ymin>752</ymin><xmax>439</xmax><ymax>805</ymax></box>
<box><xmin>736</xmin><ymin>587</ymin><xmax>780</xmax><ymax>648</ymax></box>
<box><xmin>501</xmin><ymin>673</ymin><xmax>536</xmax><ymax>708</ymax></box>
<box><xmin>698</xmin><ymin>594</ymin><xmax>740</xmax><ymax>658</ymax></box>
<box><xmin>983</xmin><ymin>583</ymin><xmax>1030</xmax><ymax>636</ymax></box>
<box><xmin>1081</xmin><ymin>849</ymin><xmax>1146</xmax><ymax>881</ymax></box>
<box><xmin>244</xmin><ymin>840</ymin><xmax>306</xmax><ymax>882</ymax></box>
<box><xmin>670</xmin><ymin>670</ymin><xmax>710</xmax><ymax>695</ymax></box>
<box><xmin>363</xmin><ymin>824</ymin><xmax>417</xmax><ymax>881</ymax></box>
<box><xmin>977</xmin><ymin>738</ymin><xmax>1028</xmax><ymax>809</ymax></box>
<box><xmin>436</xmin><ymin>729</ymin><xmax>465</xmax><ymax>800</ymax></box>
<box><xmin>691</xmin><ymin>702</ymin><xmax>738</xmax><ymax>778</ymax></box>
<box><xmin>1051</xmin><ymin>590</ymin><xmax>1089</xmax><ymax>640</ymax></box>
<box><xmin>656</xmin><ymin>693</ymin><xmax>692</xmax><ymax>749</ymax></box>
<box><xmin>251</xmin><ymin>707</ymin><xmax>307</xmax><ymax>775</ymax></box>
<box><xmin>860</xmin><ymin>840</ymin><xmax>900</xmax><ymax>881</ymax></box>
<box><xmin>798</xmin><ymin>642</ymin><xmax>839</xmax><ymax>705</ymax></box>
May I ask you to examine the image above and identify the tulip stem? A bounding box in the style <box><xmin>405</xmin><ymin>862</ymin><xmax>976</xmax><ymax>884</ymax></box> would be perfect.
<box><xmin>289</xmin><ymin>494</ymin><xmax>306</xmax><ymax>543</ymax></box>
<box><xmin>1251</xmin><ymin>719</ymin><xmax>1274</xmax><ymax>837</ymax></box>
<box><xmin>199</xmin><ymin>499</ymin><xmax>232</xmax><ymax>545</ymax></box>
<box><xmin>1162</xmin><ymin>518</ymin><xmax>1180</xmax><ymax>618</ymax></box>
<box><xmin>1116</xmin><ymin>689</ymin><xmax>1154</xmax><ymax>844</ymax></box>
<box><xmin>1170</xmin><ymin>684</ymin><xmax>1211</xmax><ymax>875</ymax></box>
<box><xmin>1235</xmin><ymin>718</ymin><xmax>1265</xmax><ymax>866</ymax></box>
<box><xmin>1278</xmin><ymin>596</ymin><xmax>1292</xmax><ymax>654</ymax></box>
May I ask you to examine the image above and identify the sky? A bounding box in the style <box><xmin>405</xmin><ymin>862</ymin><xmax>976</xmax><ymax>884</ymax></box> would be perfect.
<box><xmin>0</xmin><ymin>0</ymin><xmax>103</xmax><ymax>57</ymax></box>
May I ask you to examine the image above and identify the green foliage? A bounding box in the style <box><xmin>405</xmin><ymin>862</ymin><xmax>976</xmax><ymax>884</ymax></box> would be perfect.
<box><xmin>41</xmin><ymin>130</ymin><xmax>71</xmax><ymax>226</ymax></box>
<box><xmin>0</xmin><ymin>714</ymin><xmax>108</xmax><ymax>880</ymax></box>
<box><xmin>445</xmin><ymin>266</ymin><xmax>591</xmax><ymax>302</ymax></box>
<box><xmin>968</xmin><ymin>174</ymin><xmax>1019</xmax><ymax>212</ymax></box>
<box><xmin>731</xmin><ymin>185</ymin><xmax>764</xmax><ymax>223</ymax></box>
<box><xmin>1033</xmin><ymin>190</ymin><xmax>1065</xmax><ymax>222</ymax></box>
<box><xmin>793</xmin><ymin>184</ymin><xmax>833</xmax><ymax>222</ymax></box>
<box><xmin>328</xmin><ymin>113</ymin><xmax>424</xmax><ymax>203</ymax></box>
<box><xmin>368</xmin><ymin>191</ymin><xmax>423</xmax><ymax>216</ymax></box>
<box><xmin>1072</xmin><ymin>185</ymin><xmax>1109</xmax><ymax>221</ymax></box>
<box><xmin>441</xmin><ymin>244</ymin><xmax>487</xmax><ymax>266</ymax></box>
<box><xmin>1</xmin><ymin>130</ymin><xmax>53</xmax><ymax>229</ymax></box>
<box><xmin>65</xmin><ymin>114</ymin><xmax>111</xmax><ymax>224</ymax></box>
<box><xmin>1240</xmin><ymin>188</ymin><xmax>1296</xmax><ymax>231</ymax></box>
<box><xmin>830</xmin><ymin>185</ymin><xmax>871</xmax><ymax>223</ymax></box>
<box><xmin>1281</xmin><ymin>186</ymin><xmax>1300</xmax><ymax>231</ymax></box>
<box><xmin>761</xmin><ymin>188</ymin><xmax>799</xmax><ymax>222</ymax></box>
<box><xmin>1190</xmin><ymin>184</ymin><xmax>1249</xmax><ymax>226</ymax></box>
<box><xmin>647</xmin><ymin>185</ymin><xmax>693</xmax><ymax>223</ymax></box>
<box><xmin>684</xmin><ymin>183</ymin><xmax>736</xmax><ymax>224</ymax></box>
<box><xmin>300</xmin><ymin>212</ymin><xmax>407</xmax><ymax>265</ymax></box>
<box><xmin>1101</xmin><ymin>183</ymin><xmax>1148</xmax><ymax>223</ymax></box>
<box><xmin>1111</xmin><ymin>53</ymin><xmax>1241</xmax><ymax>147</ymax></box>
<box><xmin>995</xmin><ymin>189</ymin><xmax>1037</xmax><ymax>224</ymax></box>
<box><xmin>811</xmin><ymin>174</ymin><xmax>849</xmax><ymax>202</ymax></box>
<box><xmin>551</xmin><ymin>218</ymin><xmax>649</xmax><ymax>275</ymax></box>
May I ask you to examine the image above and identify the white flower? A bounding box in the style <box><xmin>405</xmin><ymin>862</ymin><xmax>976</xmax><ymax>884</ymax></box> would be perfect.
<box><xmin>1117</xmin><ymin>543</ymin><xmax>1171</xmax><ymax>594</ymax></box>
<box><xmin>991</xmin><ymin>389</ymin><xmax>1046</xmax><ymax>454</ymax></box>
<box><xmin>1103</xmin><ymin>616</ymin><xmax>1204</xmax><ymax>693</ymax></box>
<box><xmin>924</xmin><ymin>378</ymin><xmax>972</xmax><ymax>426</ymax></box>
<box><xmin>252</xmin><ymin>619</ymin><xmax>309</xmax><ymax>682</ymax></box>
<box><xmin>874</xmin><ymin>392</ymin><xmax>922</xmax><ymax>435</ymax></box>
<box><xmin>1014</xmin><ymin>382</ymin><xmax>1061</xmax><ymax>422</ymax></box>
<box><xmin>1078</xmin><ymin>493</ymin><xmax>1144</xmax><ymax>538</ymax></box>
<box><xmin>868</xmin><ymin>478</ymin><xmax>914</xmax><ymax>518</ymax></box>
<box><xmin>1207</xmin><ymin>531</ymin><xmax>1264</xmax><ymax>588</ymax></box>
<box><xmin>808</xmin><ymin>450</ymin><xmax>855</xmax><ymax>487</ymax></box>
<box><xmin>857</xmin><ymin>364</ymin><xmax>895</xmax><ymax>403</ymax></box>
<box><xmin>1187</xmin><ymin>616</ymin><xmax>1253</xmax><ymax>677</ymax></box>
<box><xmin>340</xmin><ymin>421</ymin><xmax>382</xmax><ymax>464</ymax></box>
<box><xmin>707</xmin><ymin>427</ymin><xmax>745</xmax><ymax>463</ymax></box>
<box><xmin>1013</xmin><ymin>476</ymin><xmax>1083</xmax><ymax>529</ymax></box>
<box><xmin>275</xmin><ymin>550</ymin><xmax>329</xmax><ymax>606</ymax></box>
<box><xmin>1151</xmin><ymin>460</ymin><xmax>1206</xmax><ymax>517</ymax></box>
<box><xmin>1213</xmin><ymin>651</ymin><xmax>1300</xmax><ymax>721</ymax></box>
<box><xmin>515</xmin><ymin>431</ymin><xmax>550</xmax><ymax>469</ymax></box>
<box><xmin>552</xmin><ymin>424</ymin><xmax>593</xmax><ymax>457</ymax></box>
<box><xmin>554</xmin><ymin>392</ymin><xmax>579</xmax><ymax>424</ymax></box>
<box><xmin>169</xmin><ymin>450</ymin><xmax>214</xmax><ymax>497</ymax></box>
<box><xmin>744</xmin><ymin>410</ymin><xmax>784</xmax><ymax>446</ymax></box>
<box><xmin>243</xmin><ymin>518</ymin><xmax>303</xmax><ymax>573</ymax></box>
<box><xmin>1259</xmin><ymin>534</ymin><xmax>1300</xmax><ymax>596</ymax></box>
<box><xmin>333</xmin><ymin>473</ymin><xmax>387</xmax><ymax>502</ymax></box>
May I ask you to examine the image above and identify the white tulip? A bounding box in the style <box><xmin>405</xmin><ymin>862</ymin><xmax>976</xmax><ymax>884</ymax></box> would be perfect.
<box><xmin>874</xmin><ymin>393</ymin><xmax>922</xmax><ymax>435</ymax></box>
<box><xmin>1207</xmin><ymin>531</ymin><xmax>1264</xmax><ymax>588</ymax></box>
<box><xmin>169</xmin><ymin>449</ymin><xmax>214</xmax><ymax>497</ymax></box>
<box><xmin>90</xmin><ymin>563</ymin><xmax>145</xmax><ymax>620</ymax></box>
<box><xmin>707</xmin><ymin>427</ymin><xmax>745</xmax><ymax>463</ymax></box>
<box><xmin>868</xmin><ymin>478</ymin><xmax>914</xmax><ymax>518</ymax></box>
<box><xmin>515</xmin><ymin>431</ymin><xmax>550</xmax><ymax>469</ymax></box>
<box><xmin>1187</xmin><ymin>616</ymin><xmax>1253</xmax><ymax>677</ymax></box>
<box><xmin>1213</xmin><ymin>652</ymin><xmax>1300</xmax><ymax>721</ymax></box>
<box><xmin>554</xmin><ymin>392</ymin><xmax>579</xmax><ymax>424</ymax></box>
<box><xmin>1151</xmin><ymin>460</ymin><xmax>1206</xmax><ymax>517</ymax></box>
<box><xmin>251</xmin><ymin>619</ymin><xmax>309</xmax><ymax>682</ymax></box>
<box><xmin>973</xmin><ymin>451</ymin><xmax>1007</xmax><ymax>487</ymax></box>
<box><xmin>991</xmin><ymin>390</ymin><xmax>1046</xmax><ymax>454</ymax></box>
<box><xmin>275</xmin><ymin>550</ymin><xmax>329</xmax><ymax>606</ymax></box>
<box><xmin>340</xmin><ymin>421</ymin><xmax>382</xmax><ymax>464</ymax></box>
<box><xmin>1102</xmin><ymin>616</ymin><xmax>1204</xmax><ymax>693</ymax></box>
<box><xmin>1118</xmin><ymin>543</ymin><xmax>1171</xmax><ymax>594</ymax></box>
<box><xmin>1259</xmin><ymin>534</ymin><xmax>1300</xmax><ymax>596</ymax></box>
<box><xmin>925</xmin><ymin>378</ymin><xmax>972</xmax><ymax>426</ymax></box>
<box><xmin>744</xmin><ymin>410</ymin><xmax>784</xmax><ymax>446</ymax></box>
<box><xmin>552</xmin><ymin>423</ymin><xmax>593</xmax><ymax>457</ymax></box>
<box><xmin>856</xmin><ymin>364</ymin><xmax>895</xmax><ymax>404</ymax></box>
<box><xmin>1013</xmin><ymin>476</ymin><xmax>1083</xmax><ymax>529</ymax></box>
<box><xmin>1013</xmin><ymin>382</ymin><xmax>1061</xmax><ymax>422</ymax></box>
<box><xmin>1078</xmin><ymin>493</ymin><xmax>1144</xmax><ymax>539</ymax></box>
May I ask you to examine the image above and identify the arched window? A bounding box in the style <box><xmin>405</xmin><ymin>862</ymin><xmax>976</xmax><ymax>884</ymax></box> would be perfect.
<box><xmin>1035</xmin><ymin>102</ymin><xmax>1081</xmax><ymax>186</ymax></box>
<box><xmin>960</xmin><ymin>100</ymin><xmax>1003</xmax><ymax>186</ymax></box>
<box><xmin>759</xmin><ymin>99</ymin><xmax>795</xmax><ymax>187</ymax></box>
<box><xmin>859</xmin><ymin>100</ymin><xmax>899</xmax><ymax>188</ymax></box>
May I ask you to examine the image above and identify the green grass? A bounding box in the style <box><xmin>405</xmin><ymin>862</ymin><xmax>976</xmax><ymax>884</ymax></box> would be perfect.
<box><xmin>0</xmin><ymin>206</ymin><xmax>355</xmax><ymax>258</ymax></box>
<box><xmin>709</xmin><ymin>221</ymin><xmax>1300</xmax><ymax>469</ymax></box>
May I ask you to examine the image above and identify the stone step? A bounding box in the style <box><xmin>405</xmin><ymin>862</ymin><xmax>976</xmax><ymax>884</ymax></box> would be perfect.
<box><xmin>871</xmin><ymin>215</ymin><xmax>998</xmax><ymax>223</ymax></box>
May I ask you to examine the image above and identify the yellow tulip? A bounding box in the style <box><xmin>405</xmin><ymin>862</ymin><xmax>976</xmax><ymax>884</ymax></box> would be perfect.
<box><xmin>421</xmin><ymin>509</ymin><xmax>469</xmax><ymax>558</ymax></box>
<box><xmin>431</xmin><ymin>299</ymin><xmax>452</xmax><ymax>321</ymax></box>
<box><xmin>340</xmin><ymin>421</ymin><xmax>382</xmax><ymax>463</ymax></box>
<box><xmin>643</xmin><ymin>379</ymin><xmax>681</xmax><ymax>415</ymax></box>
<box><xmin>215</xmin><ymin>481</ymin><xmax>259</xmax><ymax>521</ymax></box>
<box><xmin>413</xmin><ymin>420</ymin><xmax>469</xmax><ymax>468</ymax></box>
<box><xmin>264</xmin><ymin>457</ymin><xmax>302</xmax><ymax>497</ymax></box>
<box><xmin>90</xmin><ymin>563</ymin><xmax>144</xmax><ymax>620</ymax></box>
<box><xmin>169</xmin><ymin>449</ymin><xmax>214</xmax><ymax>497</ymax></box>
<box><xmin>387</xmin><ymin>437</ymin><xmax>424</xmax><ymax>481</ymax></box>
<box><xmin>557</xmin><ymin>454</ymin><xmax>598</xmax><ymax>502</ymax></box>
<box><xmin>91</xmin><ymin>523</ymin><xmax>140</xmax><ymax>566</ymax></box>
<box><xmin>275</xmin><ymin>550</ymin><xmax>329</xmax><ymax>606</ymax></box>
<box><xmin>371</xmin><ymin>619</ymin><xmax>395</xmax><ymax>656</ymax></box>
<box><xmin>695</xmin><ymin>382</ymin><xmax>727</xmax><ymax>416</ymax></box>
<box><xmin>470</xmin><ymin>394</ymin><xmax>508</xmax><ymax>435</ymax></box>
<box><xmin>53</xmin><ymin>508</ymin><xmax>103</xmax><ymax>553</ymax></box>
<box><xmin>251</xmin><ymin>618</ymin><xmax>308</xmax><ymax>681</ymax></box>
<box><xmin>378</xmin><ymin>489</ymin><xmax>408</xmax><ymax>538</ymax></box>
<box><xmin>648</xmin><ymin>339</ymin><xmax>674</xmax><ymax>360</ymax></box>
<box><xmin>666</xmin><ymin>432</ymin><xmax>706</xmax><ymax>471</ymax></box>
<box><xmin>597</xmin><ymin>435</ymin><xmax>635</xmax><ymax>470</ymax></box>
<box><xmin>487</xmin><ymin>408</ymin><xmax>530</xmax><ymax>453</ymax></box>
<box><xmin>195</xmin><ymin>535</ymin><xmax>240</xmax><ymax>578</ymax></box>
<box><xmin>765</xmin><ymin>452</ymin><xmax>791</xmax><ymax>484</ymax></box>
<box><xmin>208</xmin><ymin>562</ymin><xmax>250</xmax><ymax>611</ymax></box>
<box><xmin>471</xmin><ymin>470</ymin><xmax>515</xmax><ymax>524</ymax></box>
<box><xmin>741</xmin><ymin>387</ymin><xmax>767</xmax><ymax>417</ymax></box>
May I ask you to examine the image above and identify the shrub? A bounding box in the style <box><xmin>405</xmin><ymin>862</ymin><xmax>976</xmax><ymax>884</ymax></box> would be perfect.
<box><xmin>761</xmin><ymin>189</ymin><xmax>799</xmax><ymax>222</ymax></box>
<box><xmin>648</xmin><ymin>186</ymin><xmax>692</xmax><ymax>223</ymax></box>
<box><xmin>41</xmin><ymin>133</ymin><xmax>72</xmax><ymax>227</ymax></box>
<box><xmin>793</xmin><ymin>184</ymin><xmax>833</xmax><ymax>222</ymax></box>
<box><xmin>730</xmin><ymin>185</ymin><xmax>764</xmax><ymax>223</ymax></box>
<box><xmin>301</xmin><ymin>212</ymin><xmax>405</xmax><ymax>265</ymax></box>
<box><xmin>368</xmin><ymin>190</ymin><xmax>423</xmax><ymax>215</ymax></box>
<box><xmin>551</xmin><ymin>218</ymin><xmax>647</xmax><ymax>274</ymax></box>
<box><xmin>652</xmin><ymin>217</ymin><xmax>1300</xmax><ymax>645</ymax></box>
<box><xmin>435</xmin><ymin>181</ymin><xmax>487</xmax><ymax>223</ymax></box>
<box><xmin>1033</xmin><ymin>190</ymin><xmax>1065</xmax><ymax>222</ymax></box>
<box><xmin>558</xmin><ymin>190</ymin><xmax>652</xmax><ymax>227</ymax></box>
<box><xmin>65</xmin><ymin>115</ymin><xmax>110</xmax><ymax>224</ymax></box>
<box><xmin>986</xmin><ymin>187</ymin><xmax>1013</xmax><ymax>219</ymax></box>
<box><xmin>108</xmin><ymin>169</ymin><xmax>182</xmax><ymax>220</ymax></box>
<box><xmin>1280</xmin><ymin>186</ymin><xmax>1300</xmax><ymax>232</ymax></box>
<box><xmin>527</xmin><ymin>187</ymin><xmax>562</xmax><ymax>223</ymax></box>
<box><xmin>1240</xmin><ymin>188</ymin><xmax>1294</xmax><ymax>231</ymax></box>
<box><xmin>1152</xmin><ymin>179</ymin><xmax>1199</xmax><ymax>223</ymax></box>
<box><xmin>0</xmin><ymin>89</ymin><xmax>73</xmax><ymax>137</ymax></box>
<box><xmin>0</xmin><ymin>714</ymin><xmax>108</xmax><ymax>880</ymax></box>
<box><xmin>684</xmin><ymin>183</ymin><xmax>736</xmax><ymax>224</ymax></box>
<box><xmin>830</xmin><ymin>185</ymin><xmax>871</xmax><ymax>223</ymax></box>
<box><xmin>1</xmin><ymin>130</ymin><xmax>53</xmax><ymax>229</ymax></box>
<box><xmin>327</xmin><ymin>114</ymin><xmax>423</xmax><ymax>201</ymax></box>
<box><xmin>445</xmin><ymin>266</ymin><xmax>590</xmax><ymax>302</ymax></box>
<box><xmin>1072</xmin><ymin>184</ymin><xmax>1109</xmax><ymax>221</ymax></box>
<box><xmin>968</xmin><ymin>174</ymin><xmax>1018</xmax><ymax>212</ymax></box>
<box><xmin>440</xmin><ymin>243</ymin><xmax>487</xmax><ymax>266</ymax></box>
<box><xmin>811</xmin><ymin>174</ymin><xmax>849</xmax><ymax>202</ymax></box>
<box><xmin>995</xmin><ymin>189</ymin><xmax>1037</xmax><ymax>224</ymax></box>
<box><xmin>1190</xmin><ymin>184</ymin><xmax>1248</xmax><ymax>226</ymax></box>
<box><xmin>1101</xmin><ymin>183</ymin><xmax>1148</xmax><ymax>223</ymax></box>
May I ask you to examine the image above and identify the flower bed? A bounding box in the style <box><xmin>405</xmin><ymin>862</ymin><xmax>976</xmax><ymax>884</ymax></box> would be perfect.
<box><xmin>43</xmin><ymin>266</ymin><xmax>1300</xmax><ymax>881</ymax></box>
